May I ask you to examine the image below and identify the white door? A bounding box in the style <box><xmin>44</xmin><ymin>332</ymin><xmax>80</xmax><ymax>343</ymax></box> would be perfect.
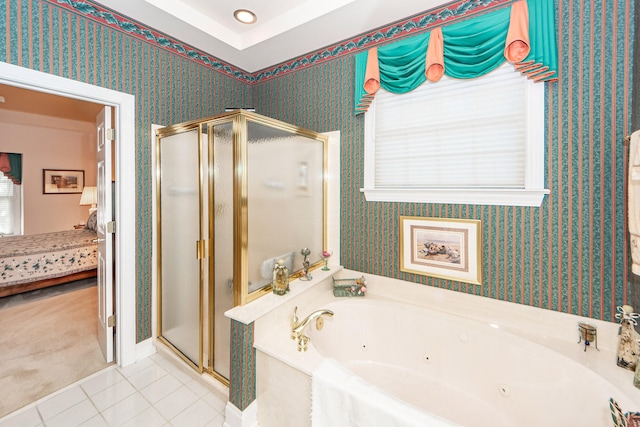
<box><xmin>96</xmin><ymin>107</ymin><xmax>114</xmax><ymax>363</ymax></box>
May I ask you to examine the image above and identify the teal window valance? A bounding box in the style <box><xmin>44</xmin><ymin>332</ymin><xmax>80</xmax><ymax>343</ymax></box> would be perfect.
<box><xmin>0</xmin><ymin>153</ymin><xmax>22</xmax><ymax>185</ymax></box>
<box><xmin>355</xmin><ymin>0</ymin><xmax>558</xmax><ymax>114</ymax></box>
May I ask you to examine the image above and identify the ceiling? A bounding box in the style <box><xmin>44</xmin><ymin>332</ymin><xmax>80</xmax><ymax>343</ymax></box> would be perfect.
<box><xmin>0</xmin><ymin>0</ymin><xmax>449</xmax><ymax>121</ymax></box>
<box><xmin>0</xmin><ymin>84</ymin><xmax>104</xmax><ymax>122</ymax></box>
<box><xmin>96</xmin><ymin>0</ymin><xmax>449</xmax><ymax>72</ymax></box>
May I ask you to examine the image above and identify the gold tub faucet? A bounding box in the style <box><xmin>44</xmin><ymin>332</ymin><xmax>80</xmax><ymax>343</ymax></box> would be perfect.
<box><xmin>290</xmin><ymin>306</ymin><xmax>334</xmax><ymax>352</ymax></box>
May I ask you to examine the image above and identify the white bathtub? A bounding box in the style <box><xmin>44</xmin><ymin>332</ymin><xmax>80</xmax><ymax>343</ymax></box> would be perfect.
<box><xmin>252</xmin><ymin>270</ymin><xmax>640</xmax><ymax>427</ymax></box>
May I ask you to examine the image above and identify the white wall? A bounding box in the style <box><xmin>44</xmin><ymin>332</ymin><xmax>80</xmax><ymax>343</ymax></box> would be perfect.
<box><xmin>0</xmin><ymin>110</ymin><xmax>97</xmax><ymax>234</ymax></box>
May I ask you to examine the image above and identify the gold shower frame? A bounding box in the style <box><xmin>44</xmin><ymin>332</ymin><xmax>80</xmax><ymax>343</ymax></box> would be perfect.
<box><xmin>155</xmin><ymin>109</ymin><xmax>328</xmax><ymax>382</ymax></box>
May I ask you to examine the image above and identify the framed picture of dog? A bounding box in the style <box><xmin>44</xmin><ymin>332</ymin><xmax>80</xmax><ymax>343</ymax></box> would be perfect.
<box><xmin>399</xmin><ymin>216</ymin><xmax>482</xmax><ymax>285</ymax></box>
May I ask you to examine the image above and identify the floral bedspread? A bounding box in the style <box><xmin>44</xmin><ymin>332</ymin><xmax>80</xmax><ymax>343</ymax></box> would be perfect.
<box><xmin>0</xmin><ymin>229</ymin><xmax>98</xmax><ymax>288</ymax></box>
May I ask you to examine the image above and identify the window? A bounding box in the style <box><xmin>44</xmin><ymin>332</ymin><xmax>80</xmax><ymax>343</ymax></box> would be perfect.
<box><xmin>0</xmin><ymin>173</ymin><xmax>22</xmax><ymax>235</ymax></box>
<box><xmin>361</xmin><ymin>63</ymin><xmax>549</xmax><ymax>206</ymax></box>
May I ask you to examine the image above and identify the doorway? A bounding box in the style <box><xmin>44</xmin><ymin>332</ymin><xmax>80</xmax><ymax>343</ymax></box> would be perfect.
<box><xmin>0</xmin><ymin>62</ymin><xmax>137</xmax><ymax>366</ymax></box>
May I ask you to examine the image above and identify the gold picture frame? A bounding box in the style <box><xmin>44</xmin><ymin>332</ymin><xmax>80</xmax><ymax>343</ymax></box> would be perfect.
<box><xmin>399</xmin><ymin>216</ymin><xmax>482</xmax><ymax>285</ymax></box>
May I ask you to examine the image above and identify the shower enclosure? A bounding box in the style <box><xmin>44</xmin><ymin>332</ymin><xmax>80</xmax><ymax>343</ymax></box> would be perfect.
<box><xmin>156</xmin><ymin>110</ymin><xmax>327</xmax><ymax>383</ymax></box>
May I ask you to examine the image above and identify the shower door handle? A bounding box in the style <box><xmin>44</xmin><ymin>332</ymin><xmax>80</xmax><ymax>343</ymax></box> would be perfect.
<box><xmin>196</xmin><ymin>239</ymin><xmax>207</xmax><ymax>259</ymax></box>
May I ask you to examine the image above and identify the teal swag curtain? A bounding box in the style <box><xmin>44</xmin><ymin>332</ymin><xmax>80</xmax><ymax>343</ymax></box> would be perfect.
<box><xmin>378</xmin><ymin>33</ymin><xmax>430</xmax><ymax>94</ymax></box>
<box><xmin>354</xmin><ymin>0</ymin><xmax>558</xmax><ymax>114</ymax></box>
<box><xmin>441</xmin><ymin>7</ymin><xmax>512</xmax><ymax>79</ymax></box>
<box><xmin>0</xmin><ymin>153</ymin><xmax>22</xmax><ymax>185</ymax></box>
<box><xmin>515</xmin><ymin>0</ymin><xmax>558</xmax><ymax>80</ymax></box>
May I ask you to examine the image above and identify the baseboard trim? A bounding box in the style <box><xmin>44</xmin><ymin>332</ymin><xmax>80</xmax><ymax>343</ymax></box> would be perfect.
<box><xmin>223</xmin><ymin>400</ymin><xmax>259</xmax><ymax>427</ymax></box>
<box><xmin>134</xmin><ymin>338</ymin><xmax>156</xmax><ymax>363</ymax></box>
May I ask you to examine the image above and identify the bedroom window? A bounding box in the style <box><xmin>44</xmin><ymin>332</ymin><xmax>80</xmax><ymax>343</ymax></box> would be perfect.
<box><xmin>0</xmin><ymin>173</ymin><xmax>22</xmax><ymax>235</ymax></box>
<box><xmin>361</xmin><ymin>63</ymin><xmax>550</xmax><ymax>206</ymax></box>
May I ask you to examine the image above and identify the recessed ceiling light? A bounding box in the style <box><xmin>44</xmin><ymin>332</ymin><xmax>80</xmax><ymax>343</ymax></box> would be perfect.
<box><xmin>234</xmin><ymin>9</ymin><xmax>257</xmax><ymax>24</ymax></box>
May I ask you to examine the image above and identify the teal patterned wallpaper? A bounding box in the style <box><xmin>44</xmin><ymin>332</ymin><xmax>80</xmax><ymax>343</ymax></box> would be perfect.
<box><xmin>253</xmin><ymin>0</ymin><xmax>638</xmax><ymax>322</ymax></box>
<box><xmin>229</xmin><ymin>320</ymin><xmax>255</xmax><ymax>410</ymax></box>
<box><xmin>0</xmin><ymin>0</ymin><xmax>637</xmax><ymax>346</ymax></box>
<box><xmin>1</xmin><ymin>0</ymin><xmax>251</xmax><ymax>340</ymax></box>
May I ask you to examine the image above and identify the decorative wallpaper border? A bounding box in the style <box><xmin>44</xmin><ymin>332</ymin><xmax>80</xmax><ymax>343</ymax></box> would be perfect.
<box><xmin>45</xmin><ymin>0</ymin><xmax>514</xmax><ymax>85</ymax></box>
<box><xmin>253</xmin><ymin>0</ymin><xmax>514</xmax><ymax>82</ymax></box>
<box><xmin>44</xmin><ymin>0</ymin><xmax>255</xmax><ymax>82</ymax></box>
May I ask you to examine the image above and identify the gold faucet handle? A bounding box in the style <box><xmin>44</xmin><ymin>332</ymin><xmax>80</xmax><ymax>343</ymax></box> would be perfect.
<box><xmin>297</xmin><ymin>335</ymin><xmax>310</xmax><ymax>352</ymax></box>
<box><xmin>290</xmin><ymin>306</ymin><xmax>299</xmax><ymax>340</ymax></box>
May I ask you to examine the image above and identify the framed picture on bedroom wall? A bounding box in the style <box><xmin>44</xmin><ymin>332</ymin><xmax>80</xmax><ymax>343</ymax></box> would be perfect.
<box><xmin>43</xmin><ymin>169</ymin><xmax>85</xmax><ymax>194</ymax></box>
<box><xmin>399</xmin><ymin>216</ymin><xmax>482</xmax><ymax>286</ymax></box>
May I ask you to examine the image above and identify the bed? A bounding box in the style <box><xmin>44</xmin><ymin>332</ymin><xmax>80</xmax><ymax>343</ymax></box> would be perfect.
<box><xmin>0</xmin><ymin>227</ymin><xmax>98</xmax><ymax>297</ymax></box>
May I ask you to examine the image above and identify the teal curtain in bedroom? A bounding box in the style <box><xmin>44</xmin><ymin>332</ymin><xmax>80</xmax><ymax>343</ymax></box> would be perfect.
<box><xmin>0</xmin><ymin>153</ymin><xmax>22</xmax><ymax>185</ymax></box>
<box><xmin>354</xmin><ymin>0</ymin><xmax>558</xmax><ymax>113</ymax></box>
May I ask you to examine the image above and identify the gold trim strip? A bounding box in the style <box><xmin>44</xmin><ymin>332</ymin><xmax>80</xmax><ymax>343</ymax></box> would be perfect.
<box><xmin>207</xmin><ymin>122</ymin><xmax>215</xmax><ymax>375</ymax></box>
<box><xmin>233</xmin><ymin>114</ymin><xmax>249</xmax><ymax>306</ymax></box>
<box><xmin>204</xmin><ymin>366</ymin><xmax>230</xmax><ymax>387</ymax></box>
<box><xmin>155</xmin><ymin>131</ymin><xmax>163</xmax><ymax>338</ymax></box>
<box><xmin>196</xmin><ymin>240</ymin><xmax>205</xmax><ymax>260</ymax></box>
<box><xmin>157</xmin><ymin>336</ymin><xmax>201</xmax><ymax>372</ymax></box>
<box><xmin>197</xmin><ymin>124</ymin><xmax>205</xmax><ymax>373</ymax></box>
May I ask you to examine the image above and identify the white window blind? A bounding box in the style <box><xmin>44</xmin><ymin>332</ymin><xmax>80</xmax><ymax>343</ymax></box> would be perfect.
<box><xmin>362</xmin><ymin>63</ymin><xmax>549</xmax><ymax>206</ymax></box>
<box><xmin>0</xmin><ymin>174</ymin><xmax>21</xmax><ymax>235</ymax></box>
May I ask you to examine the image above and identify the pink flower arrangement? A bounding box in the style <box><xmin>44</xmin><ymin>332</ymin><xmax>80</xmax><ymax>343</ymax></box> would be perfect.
<box><xmin>321</xmin><ymin>251</ymin><xmax>332</xmax><ymax>271</ymax></box>
<box><xmin>350</xmin><ymin>285</ymin><xmax>366</xmax><ymax>295</ymax></box>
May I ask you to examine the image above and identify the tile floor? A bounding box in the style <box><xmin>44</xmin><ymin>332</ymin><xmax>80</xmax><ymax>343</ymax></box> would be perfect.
<box><xmin>0</xmin><ymin>351</ymin><xmax>229</xmax><ymax>427</ymax></box>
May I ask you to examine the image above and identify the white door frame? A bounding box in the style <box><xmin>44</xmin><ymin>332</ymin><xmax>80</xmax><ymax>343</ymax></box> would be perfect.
<box><xmin>96</xmin><ymin>107</ymin><xmax>115</xmax><ymax>363</ymax></box>
<box><xmin>0</xmin><ymin>61</ymin><xmax>137</xmax><ymax>367</ymax></box>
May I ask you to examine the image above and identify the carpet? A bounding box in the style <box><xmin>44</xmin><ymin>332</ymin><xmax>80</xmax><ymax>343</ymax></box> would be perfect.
<box><xmin>0</xmin><ymin>282</ymin><xmax>109</xmax><ymax>418</ymax></box>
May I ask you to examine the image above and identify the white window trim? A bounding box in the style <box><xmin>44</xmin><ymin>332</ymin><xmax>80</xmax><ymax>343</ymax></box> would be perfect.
<box><xmin>361</xmin><ymin>69</ymin><xmax>550</xmax><ymax>207</ymax></box>
<box><xmin>0</xmin><ymin>174</ymin><xmax>23</xmax><ymax>236</ymax></box>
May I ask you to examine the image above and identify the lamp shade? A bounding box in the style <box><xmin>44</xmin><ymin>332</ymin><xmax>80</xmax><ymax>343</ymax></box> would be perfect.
<box><xmin>80</xmin><ymin>186</ymin><xmax>97</xmax><ymax>213</ymax></box>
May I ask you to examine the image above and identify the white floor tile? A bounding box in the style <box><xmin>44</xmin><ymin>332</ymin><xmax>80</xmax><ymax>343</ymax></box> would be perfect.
<box><xmin>117</xmin><ymin>357</ymin><xmax>156</xmax><ymax>379</ymax></box>
<box><xmin>90</xmin><ymin>379</ymin><xmax>136</xmax><ymax>412</ymax></box>
<box><xmin>203</xmin><ymin>413</ymin><xmax>225</xmax><ymax>427</ymax></box>
<box><xmin>2</xmin><ymin>352</ymin><xmax>230</xmax><ymax>427</ymax></box>
<box><xmin>0</xmin><ymin>406</ymin><xmax>42</xmax><ymax>427</ymax></box>
<box><xmin>81</xmin><ymin>368</ymin><xmax>126</xmax><ymax>397</ymax></box>
<box><xmin>154</xmin><ymin>386</ymin><xmax>199</xmax><ymax>421</ymax></box>
<box><xmin>120</xmin><ymin>407</ymin><xmax>166</xmax><ymax>427</ymax></box>
<box><xmin>183</xmin><ymin>378</ymin><xmax>213</xmax><ymax>398</ymax></box>
<box><xmin>168</xmin><ymin>399</ymin><xmax>218</xmax><ymax>427</ymax></box>
<box><xmin>162</xmin><ymin>366</ymin><xmax>194</xmax><ymax>385</ymax></box>
<box><xmin>77</xmin><ymin>414</ymin><xmax>108</xmax><ymax>427</ymax></box>
<box><xmin>149</xmin><ymin>355</ymin><xmax>195</xmax><ymax>385</ymax></box>
<box><xmin>200</xmin><ymin>391</ymin><xmax>227</xmax><ymax>414</ymax></box>
<box><xmin>100</xmin><ymin>393</ymin><xmax>150</xmax><ymax>427</ymax></box>
<box><xmin>149</xmin><ymin>353</ymin><xmax>179</xmax><ymax>371</ymax></box>
<box><xmin>139</xmin><ymin>374</ymin><xmax>182</xmax><ymax>404</ymax></box>
<box><xmin>127</xmin><ymin>364</ymin><xmax>169</xmax><ymax>391</ymax></box>
<box><xmin>44</xmin><ymin>399</ymin><xmax>98</xmax><ymax>427</ymax></box>
<box><xmin>37</xmin><ymin>386</ymin><xmax>87</xmax><ymax>420</ymax></box>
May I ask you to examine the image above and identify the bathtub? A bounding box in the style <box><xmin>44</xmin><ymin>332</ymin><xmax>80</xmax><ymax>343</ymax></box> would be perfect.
<box><xmin>253</xmin><ymin>270</ymin><xmax>640</xmax><ymax>427</ymax></box>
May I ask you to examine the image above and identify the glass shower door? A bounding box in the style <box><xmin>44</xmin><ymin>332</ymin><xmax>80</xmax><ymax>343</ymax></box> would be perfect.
<box><xmin>158</xmin><ymin>129</ymin><xmax>202</xmax><ymax>369</ymax></box>
<box><xmin>156</xmin><ymin>110</ymin><xmax>326</xmax><ymax>384</ymax></box>
<box><xmin>211</xmin><ymin>122</ymin><xmax>233</xmax><ymax>380</ymax></box>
